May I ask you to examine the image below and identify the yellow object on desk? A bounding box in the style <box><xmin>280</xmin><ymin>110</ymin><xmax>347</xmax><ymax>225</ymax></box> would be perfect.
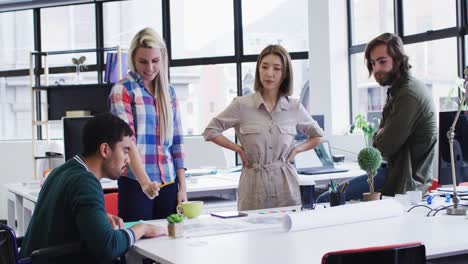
<box><xmin>160</xmin><ymin>181</ymin><xmax>175</xmax><ymax>188</ymax></box>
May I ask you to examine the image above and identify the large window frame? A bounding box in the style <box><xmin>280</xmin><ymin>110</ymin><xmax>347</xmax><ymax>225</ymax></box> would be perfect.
<box><xmin>347</xmin><ymin>0</ymin><xmax>468</xmax><ymax>122</ymax></box>
<box><xmin>0</xmin><ymin>0</ymin><xmax>309</xmax><ymax>141</ymax></box>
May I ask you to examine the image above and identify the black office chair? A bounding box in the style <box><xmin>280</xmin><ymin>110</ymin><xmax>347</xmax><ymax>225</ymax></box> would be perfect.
<box><xmin>0</xmin><ymin>224</ymin><xmax>81</xmax><ymax>264</ymax></box>
<box><xmin>321</xmin><ymin>242</ymin><xmax>426</xmax><ymax>264</ymax></box>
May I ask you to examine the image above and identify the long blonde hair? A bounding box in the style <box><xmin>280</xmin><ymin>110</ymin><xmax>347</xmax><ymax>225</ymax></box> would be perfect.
<box><xmin>128</xmin><ymin>27</ymin><xmax>173</xmax><ymax>143</ymax></box>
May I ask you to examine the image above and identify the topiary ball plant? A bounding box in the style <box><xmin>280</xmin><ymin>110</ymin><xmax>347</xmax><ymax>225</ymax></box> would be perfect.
<box><xmin>358</xmin><ymin>147</ymin><xmax>382</xmax><ymax>194</ymax></box>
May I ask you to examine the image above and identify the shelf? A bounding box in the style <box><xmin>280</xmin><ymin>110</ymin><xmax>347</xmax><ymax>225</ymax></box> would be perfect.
<box><xmin>30</xmin><ymin>46</ymin><xmax>122</xmax><ymax>179</ymax></box>
<box><xmin>32</xmin><ymin>83</ymin><xmax>112</xmax><ymax>90</ymax></box>
<box><xmin>34</xmin><ymin>155</ymin><xmax>63</xmax><ymax>160</ymax></box>
<box><xmin>33</xmin><ymin>121</ymin><xmax>48</xmax><ymax>125</ymax></box>
<box><xmin>31</xmin><ymin>47</ymin><xmax>120</xmax><ymax>56</ymax></box>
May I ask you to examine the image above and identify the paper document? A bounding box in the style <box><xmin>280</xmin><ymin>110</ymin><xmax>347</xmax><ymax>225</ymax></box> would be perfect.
<box><xmin>181</xmin><ymin>214</ymin><xmax>285</xmax><ymax>237</ymax></box>
<box><xmin>186</xmin><ymin>168</ymin><xmax>218</xmax><ymax>176</ymax></box>
<box><xmin>282</xmin><ymin>199</ymin><xmax>404</xmax><ymax>232</ymax></box>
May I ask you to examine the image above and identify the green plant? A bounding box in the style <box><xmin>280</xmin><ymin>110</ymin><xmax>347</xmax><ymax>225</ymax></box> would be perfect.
<box><xmin>166</xmin><ymin>214</ymin><xmax>184</xmax><ymax>224</ymax></box>
<box><xmin>358</xmin><ymin>147</ymin><xmax>382</xmax><ymax>194</ymax></box>
<box><xmin>350</xmin><ymin>114</ymin><xmax>377</xmax><ymax>147</ymax></box>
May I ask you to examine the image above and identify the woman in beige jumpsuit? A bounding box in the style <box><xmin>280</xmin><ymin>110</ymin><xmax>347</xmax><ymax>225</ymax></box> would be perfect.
<box><xmin>203</xmin><ymin>45</ymin><xmax>324</xmax><ymax>210</ymax></box>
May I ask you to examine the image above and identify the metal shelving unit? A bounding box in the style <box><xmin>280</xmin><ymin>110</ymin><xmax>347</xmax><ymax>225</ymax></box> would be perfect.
<box><xmin>29</xmin><ymin>46</ymin><xmax>122</xmax><ymax>178</ymax></box>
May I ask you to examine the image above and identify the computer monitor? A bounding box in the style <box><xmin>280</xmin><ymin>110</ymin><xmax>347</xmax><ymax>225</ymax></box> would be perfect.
<box><xmin>438</xmin><ymin>111</ymin><xmax>468</xmax><ymax>185</ymax></box>
<box><xmin>295</xmin><ymin>114</ymin><xmax>324</xmax><ymax>141</ymax></box>
<box><xmin>48</xmin><ymin>84</ymin><xmax>113</xmax><ymax>120</ymax></box>
<box><xmin>63</xmin><ymin>116</ymin><xmax>92</xmax><ymax>161</ymax></box>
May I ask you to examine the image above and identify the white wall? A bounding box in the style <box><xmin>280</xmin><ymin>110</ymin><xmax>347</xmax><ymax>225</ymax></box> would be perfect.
<box><xmin>308</xmin><ymin>1</ymin><xmax>364</xmax><ymax>158</ymax></box>
<box><xmin>0</xmin><ymin>141</ymin><xmax>34</xmax><ymax>220</ymax></box>
<box><xmin>308</xmin><ymin>0</ymin><xmax>350</xmax><ymax>136</ymax></box>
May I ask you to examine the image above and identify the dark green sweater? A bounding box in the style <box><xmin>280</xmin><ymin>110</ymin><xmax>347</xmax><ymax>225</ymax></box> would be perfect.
<box><xmin>373</xmin><ymin>74</ymin><xmax>438</xmax><ymax>195</ymax></box>
<box><xmin>20</xmin><ymin>156</ymin><xmax>134</xmax><ymax>263</ymax></box>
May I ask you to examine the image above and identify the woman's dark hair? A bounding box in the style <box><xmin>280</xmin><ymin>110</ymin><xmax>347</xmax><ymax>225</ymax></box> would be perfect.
<box><xmin>364</xmin><ymin>33</ymin><xmax>411</xmax><ymax>78</ymax></box>
<box><xmin>254</xmin><ymin>44</ymin><xmax>293</xmax><ymax>96</ymax></box>
<box><xmin>81</xmin><ymin>113</ymin><xmax>133</xmax><ymax>157</ymax></box>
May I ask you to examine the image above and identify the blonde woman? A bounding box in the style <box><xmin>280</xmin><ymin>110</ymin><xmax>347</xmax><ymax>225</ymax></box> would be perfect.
<box><xmin>110</xmin><ymin>28</ymin><xmax>187</xmax><ymax>221</ymax></box>
<box><xmin>203</xmin><ymin>45</ymin><xmax>324</xmax><ymax>210</ymax></box>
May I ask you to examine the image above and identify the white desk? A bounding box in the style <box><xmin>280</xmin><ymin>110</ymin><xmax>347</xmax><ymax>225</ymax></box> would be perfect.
<box><xmin>131</xmin><ymin>204</ymin><xmax>468</xmax><ymax>264</ymax></box>
<box><xmin>4</xmin><ymin>163</ymin><xmax>362</xmax><ymax>236</ymax></box>
<box><xmin>5</xmin><ymin>180</ymin><xmax>117</xmax><ymax>236</ymax></box>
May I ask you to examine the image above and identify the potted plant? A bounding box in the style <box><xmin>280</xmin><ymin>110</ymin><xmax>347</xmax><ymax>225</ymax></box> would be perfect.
<box><xmin>351</xmin><ymin>114</ymin><xmax>383</xmax><ymax>201</ymax></box>
<box><xmin>166</xmin><ymin>213</ymin><xmax>184</xmax><ymax>238</ymax></box>
<box><xmin>358</xmin><ymin>147</ymin><xmax>382</xmax><ymax>201</ymax></box>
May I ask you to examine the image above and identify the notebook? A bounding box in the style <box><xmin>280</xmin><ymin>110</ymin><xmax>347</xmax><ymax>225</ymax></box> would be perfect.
<box><xmin>294</xmin><ymin>141</ymin><xmax>349</xmax><ymax>175</ymax></box>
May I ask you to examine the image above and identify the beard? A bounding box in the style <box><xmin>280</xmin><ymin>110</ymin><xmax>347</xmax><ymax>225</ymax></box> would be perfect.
<box><xmin>374</xmin><ymin>69</ymin><xmax>400</xmax><ymax>86</ymax></box>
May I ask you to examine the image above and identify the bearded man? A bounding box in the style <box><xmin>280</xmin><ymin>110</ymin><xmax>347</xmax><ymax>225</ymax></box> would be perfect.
<box><xmin>317</xmin><ymin>33</ymin><xmax>437</xmax><ymax>202</ymax></box>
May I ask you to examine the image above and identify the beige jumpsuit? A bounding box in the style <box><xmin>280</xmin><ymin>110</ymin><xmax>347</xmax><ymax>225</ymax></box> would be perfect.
<box><xmin>203</xmin><ymin>92</ymin><xmax>324</xmax><ymax>210</ymax></box>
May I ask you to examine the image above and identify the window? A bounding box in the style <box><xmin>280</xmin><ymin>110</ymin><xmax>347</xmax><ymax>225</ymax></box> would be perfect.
<box><xmin>170</xmin><ymin>64</ymin><xmax>237</xmax><ymax>136</ymax></box>
<box><xmin>0</xmin><ymin>76</ymin><xmax>32</xmax><ymax>140</ymax></box>
<box><xmin>41</xmin><ymin>4</ymin><xmax>96</xmax><ymax>70</ymax></box>
<box><xmin>350</xmin><ymin>52</ymin><xmax>386</xmax><ymax>120</ymax></box>
<box><xmin>403</xmin><ymin>0</ymin><xmax>456</xmax><ymax>35</ymax></box>
<box><xmin>0</xmin><ymin>10</ymin><xmax>34</xmax><ymax>71</ymax></box>
<box><xmin>170</xmin><ymin>0</ymin><xmax>234</xmax><ymax>59</ymax></box>
<box><xmin>348</xmin><ymin>0</ymin><xmax>465</xmax><ymax>128</ymax></box>
<box><xmin>405</xmin><ymin>38</ymin><xmax>458</xmax><ymax>112</ymax></box>
<box><xmin>103</xmin><ymin>0</ymin><xmax>163</xmax><ymax>48</ymax></box>
<box><xmin>350</xmin><ymin>0</ymin><xmax>394</xmax><ymax>45</ymax></box>
<box><xmin>242</xmin><ymin>0</ymin><xmax>309</xmax><ymax>54</ymax></box>
<box><xmin>0</xmin><ymin>10</ymin><xmax>34</xmax><ymax>140</ymax></box>
<box><xmin>0</xmin><ymin>0</ymin><xmax>310</xmax><ymax>143</ymax></box>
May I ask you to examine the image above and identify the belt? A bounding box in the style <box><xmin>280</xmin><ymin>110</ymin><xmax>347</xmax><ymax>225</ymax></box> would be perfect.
<box><xmin>251</xmin><ymin>158</ymin><xmax>288</xmax><ymax>172</ymax></box>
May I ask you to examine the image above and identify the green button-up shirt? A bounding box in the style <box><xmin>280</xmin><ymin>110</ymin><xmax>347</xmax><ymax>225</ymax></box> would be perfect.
<box><xmin>373</xmin><ymin>74</ymin><xmax>438</xmax><ymax>195</ymax></box>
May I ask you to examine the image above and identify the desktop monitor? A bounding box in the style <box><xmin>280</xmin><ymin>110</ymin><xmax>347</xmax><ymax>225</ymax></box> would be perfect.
<box><xmin>63</xmin><ymin>116</ymin><xmax>92</xmax><ymax>161</ymax></box>
<box><xmin>48</xmin><ymin>83</ymin><xmax>113</xmax><ymax>120</ymax></box>
<box><xmin>295</xmin><ymin>114</ymin><xmax>324</xmax><ymax>141</ymax></box>
<box><xmin>438</xmin><ymin>111</ymin><xmax>468</xmax><ymax>185</ymax></box>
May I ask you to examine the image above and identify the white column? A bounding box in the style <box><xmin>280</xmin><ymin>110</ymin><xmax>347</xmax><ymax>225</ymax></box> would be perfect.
<box><xmin>308</xmin><ymin>1</ymin><xmax>350</xmax><ymax>136</ymax></box>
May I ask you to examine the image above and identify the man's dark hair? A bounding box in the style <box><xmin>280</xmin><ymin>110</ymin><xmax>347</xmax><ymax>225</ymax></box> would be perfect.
<box><xmin>364</xmin><ymin>33</ymin><xmax>411</xmax><ymax>78</ymax></box>
<box><xmin>81</xmin><ymin>113</ymin><xmax>133</xmax><ymax>157</ymax></box>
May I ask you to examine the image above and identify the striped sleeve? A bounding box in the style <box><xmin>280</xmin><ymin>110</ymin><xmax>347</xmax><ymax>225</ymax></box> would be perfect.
<box><xmin>170</xmin><ymin>86</ymin><xmax>185</xmax><ymax>169</ymax></box>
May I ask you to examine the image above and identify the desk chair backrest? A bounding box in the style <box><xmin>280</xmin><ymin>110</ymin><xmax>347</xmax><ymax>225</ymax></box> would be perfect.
<box><xmin>104</xmin><ymin>192</ymin><xmax>118</xmax><ymax>216</ymax></box>
<box><xmin>0</xmin><ymin>224</ymin><xmax>29</xmax><ymax>264</ymax></box>
<box><xmin>1</xmin><ymin>224</ymin><xmax>83</xmax><ymax>264</ymax></box>
<box><xmin>322</xmin><ymin>242</ymin><xmax>426</xmax><ymax>264</ymax></box>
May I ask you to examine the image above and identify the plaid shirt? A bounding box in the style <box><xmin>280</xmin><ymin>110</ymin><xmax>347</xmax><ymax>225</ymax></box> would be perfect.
<box><xmin>109</xmin><ymin>71</ymin><xmax>184</xmax><ymax>184</ymax></box>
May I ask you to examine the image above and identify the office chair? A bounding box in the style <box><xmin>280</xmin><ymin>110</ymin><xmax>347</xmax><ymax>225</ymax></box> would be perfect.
<box><xmin>104</xmin><ymin>192</ymin><xmax>119</xmax><ymax>216</ymax></box>
<box><xmin>321</xmin><ymin>242</ymin><xmax>426</xmax><ymax>264</ymax></box>
<box><xmin>0</xmin><ymin>224</ymin><xmax>81</xmax><ymax>264</ymax></box>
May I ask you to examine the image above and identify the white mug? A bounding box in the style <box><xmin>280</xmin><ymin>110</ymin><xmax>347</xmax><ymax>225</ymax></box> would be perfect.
<box><xmin>406</xmin><ymin>190</ymin><xmax>422</xmax><ymax>205</ymax></box>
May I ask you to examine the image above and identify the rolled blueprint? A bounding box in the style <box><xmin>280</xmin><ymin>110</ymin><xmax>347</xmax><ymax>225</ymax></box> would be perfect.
<box><xmin>282</xmin><ymin>199</ymin><xmax>404</xmax><ymax>232</ymax></box>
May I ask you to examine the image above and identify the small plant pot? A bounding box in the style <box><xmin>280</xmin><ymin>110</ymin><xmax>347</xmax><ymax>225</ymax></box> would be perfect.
<box><xmin>168</xmin><ymin>223</ymin><xmax>183</xmax><ymax>238</ymax></box>
<box><xmin>363</xmin><ymin>192</ymin><xmax>381</xmax><ymax>201</ymax></box>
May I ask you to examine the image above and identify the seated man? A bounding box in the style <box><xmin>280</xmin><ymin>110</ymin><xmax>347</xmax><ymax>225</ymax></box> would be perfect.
<box><xmin>20</xmin><ymin>113</ymin><xmax>166</xmax><ymax>263</ymax></box>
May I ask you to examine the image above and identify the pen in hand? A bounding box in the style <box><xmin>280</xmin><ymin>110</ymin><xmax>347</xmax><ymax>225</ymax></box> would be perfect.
<box><xmin>160</xmin><ymin>181</ymin><xmax>175</xmax><ymax>189</ymax></box>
